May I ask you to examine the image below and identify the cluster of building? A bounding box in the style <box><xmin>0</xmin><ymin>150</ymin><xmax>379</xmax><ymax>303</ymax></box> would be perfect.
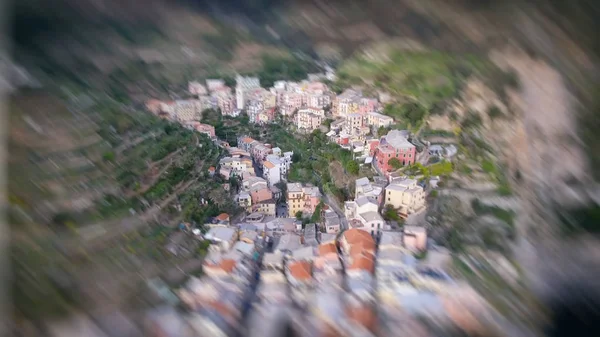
<box><xmin>143</xmin><ymin>215</ymin><xmax>485</xmax><ymax>337</ymax></box>
<box><xmin>286</xmin><ymin>182</ymin><xmax>322</xmax><ymax>218</ymax></box>
<box><xmin>159</xmin><ymin>222</ymin><xmax>265</xmax><ymax>337</ymax></box>
<box><xmin>237</xmin><ymin>176</ymin><xmax>279</xmax><ymax>216</ymax></box>
<box><xmin>343</xmin><ymin>173</ymin><xmax>426</xmax><ymax>234</ymax></box>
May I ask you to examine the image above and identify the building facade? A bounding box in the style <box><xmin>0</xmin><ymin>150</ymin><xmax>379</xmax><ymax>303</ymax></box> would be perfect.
<box><xmin>375</xmin><ymin>130</ymin><xmax>416</xmax><ymax>172</ymax></box>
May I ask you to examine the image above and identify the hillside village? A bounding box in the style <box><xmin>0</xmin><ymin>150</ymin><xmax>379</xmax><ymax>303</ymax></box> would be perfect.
<box><xmin>139</xmin><ymin>72</ymin><xmax>501</xmax><ymax>337</ymax></box>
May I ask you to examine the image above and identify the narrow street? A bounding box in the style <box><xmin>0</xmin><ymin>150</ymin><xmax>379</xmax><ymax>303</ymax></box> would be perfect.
<box><xmin>323</xmin><ymin>192</ymin><xmax>348</xmax><ymax>231</ymax></box>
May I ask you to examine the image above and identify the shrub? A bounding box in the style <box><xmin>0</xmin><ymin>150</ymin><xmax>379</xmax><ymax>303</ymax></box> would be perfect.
<box><xmin>383</xmin><ymin>204</ymin><xmax>401</xmax><ymax>222</ymax></box>
<box><xmin>388</xmin><ymin>158</ymin><xmax>402</xmax><ymax>170</ymax></box>
<box><xmin>428</xmin><ymin>161</ymin><xmax>453</xmax><ymax>176</ymax></box>
<box><xmin>345</xmin><ymin>160</ymin><xmax>359</xmax><ymax>175</ymax></box>
<box><xmin>487</xmin><ymin>106</ymin><xmax>503</xmax><ymax>119</ymax></box>
<box><xmin>481</xmin><ymin>159</ymin><xmax>496</xmax><ymax>174</ymax></box>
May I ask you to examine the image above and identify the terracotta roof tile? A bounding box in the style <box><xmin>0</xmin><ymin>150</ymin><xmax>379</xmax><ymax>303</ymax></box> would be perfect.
<box><xmin>343</xmin><ymin>229</ymin><xmax>376</xmax><ymax>256</ymax></box>
<box><xmin>349</xmin><ymin>242</ymin><xmax>376</xmax><ymax>256</ymax></box>
<box><xmin>343</xmin><ymin>229</ymin><xmax>375</xmax><ymax>246</ymax></box>
<box><xmin>348</xmin><ymin>253</ymin><xmax>375</xmax><ymax>273</ymax></box>
<box><xmin>219</xmin><ymin>259</ymin><xmax>236</xmax><ymax>273</ymax></box>
<box><xmin>216</xmin><ymin>213</ymin><xmax>230</xmax><ymax>221</ymax></box>
<box><xmin>318</xmin><ymin>242</ymin><xmax>338</xmax><ymax>256</ymax></box>
<box><xmin>264</xmin><ymin>161</ymin><xmax>275</xmax><ymax>169</ymax></box>
<box><xmin>288</xmin><ymin>261</ymin><xmax>312</xmax><ymax>281</ymax></box>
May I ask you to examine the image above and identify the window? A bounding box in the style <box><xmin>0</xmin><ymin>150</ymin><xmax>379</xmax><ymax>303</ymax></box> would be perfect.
<box><xmin>388</xmin><ymin>197</ymin><xmax>391</xmax><ymax>201</ymax></box>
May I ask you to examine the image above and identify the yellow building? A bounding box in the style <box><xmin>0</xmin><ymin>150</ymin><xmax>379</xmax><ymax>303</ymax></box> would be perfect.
<box><xmin>287</xmin><ymin>183</ymin><xmax>305</xmax><ymax>217</ymax></box>
<box><xmin>384</xmin><ymin>178</ymin><xmax>426</xmax><ymax>216</ymax></box>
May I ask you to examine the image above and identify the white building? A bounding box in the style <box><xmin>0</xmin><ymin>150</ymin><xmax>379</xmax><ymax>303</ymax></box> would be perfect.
<box><xmin>366</xmin><ymin>112</ymin><xmax>394</xmax><ymax>128</ymax></box>
<box><xmin>206</xmin><ymin>79</ymin><xmax>226</xmax><ymax>92</ymax></box>
<box><xmin>355</xmin><ymin>177</ymin><xmax>386</xmax><ymax>201</ymax></box>
<box><xmin>235</xmin><ymin>75</ymin><xmax>261</xmax><ymax>110</ymax></box>
<box><xmin>344</xmin><ymin>196</ymin><xmax>385</xmax><ymax>235</ymax></box>
<box><xmin>263</xmin><ymin>159</ymin><xmax>282</xmax><ymax>187</ymax></box>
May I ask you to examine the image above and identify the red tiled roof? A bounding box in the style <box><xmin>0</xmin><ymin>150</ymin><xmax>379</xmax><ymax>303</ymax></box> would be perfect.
<box><xmin>216</xmin><ymin>213</ymin><xmax>229</xmax><ymax>221</ymax></box>
<box><xmin>318</xmin><ymin>242</ymin><xmax>337</xmax><ymax>256</ymax></box>
<box><xmin>343</xmin><ymin>229</ymin><xmax>375</xmax><ymax>246</ymax></box>
<box><xmin>348</xmin><ymin>252</ymin><xmax>375</xmax><ymax>273</ymax></box>
<box><xmin>264</xmin><ymin>161</ymin><xmax>275</xmax><ymax>169</ymax></box>
<box><xmin>220</xmin><ymin>259</ymin><xmax>236</xmax><ymax>273</ymax></box>
<box><xmin>349</xmin><ymin>242</ymin><xmax>375</xmax><ymax>256</ymax></box>
<box><xmin>288</xmin><ymin>261</ymin><xmax>312</xmax><ymax>281</ymax></box>
<box><xmin>208</xmin><ymin>166</ymin><xmax>216</xmax><ymax>171</ymax></box>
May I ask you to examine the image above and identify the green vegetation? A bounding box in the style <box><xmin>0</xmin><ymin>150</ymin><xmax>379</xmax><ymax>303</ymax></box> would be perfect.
<box><xmin>472</xmin><ymin>199</ymin><xmax>515</xmax><ymax>230</ymax></box>
<box><xmin>388</xmin><ymin>158</ymin><xmax>402</xmax><ymax>170</ymax></box>
<box><xmin>12</xmin><ymin>245</ymin><xmax>78</xmax><ymax>320</ymax></box>
<box><xmin>487</xmin><ymin>106</ymin><xmax>504</xmax><ymax>119</ymax></box>
<box><xmin>254</xmin><ymin>55</ymin><xmax>319</xmax><ymax>88</ymax></box>
<box><xmin>336</xmin><ymin>50</ymin><xmax>507</xmax><ymax>108</ymax></box>
<box><xmin>295</xmin><ymin>211</ymin><xmax>303</xmax><ymax>220</ymax></box>
<box><xmin>414</xmin><ymin>250</ymin><xmax>428</xmax><ymax>260</ymax></box>
<box><xmin>428</xmin><ymin>160</ymin><xmax>454</xmax><ymax>176</ymax></box>
<box><xmin>383</xmin><ymin>102</ymin><xmax>427</xmax><ymax>131</ymax></box>
<box><xmin>202</xmin><ymin>26</ymin><xmax>249</xmax><ymax>61</ymax></box>
<box><xmin>377</xmin><ymin>126</ymin><xmax>390</xmax><ymax>137</ymax></box>
<box><xmin>421</xmin><ymin>128</ymin><xmax>456</xmax><ymax>138</ymax></box>
<box><xmin>383</xmin><ymin>204</ymin><xmax>402</xmax><ymax>222</ymax></box>
<box><xmin>461</xmin><ymin>111</ymin><xmax>483</xmax><ymax>129</ymax></box>
<box><xmin>481</xmin><ymin>159</ymin><xmax>497</xmax><ymax>174</ymax></box>
<box><xmin>252</xmin><ymin>126</ymin><xmax>359</xmax><ymax>202</ymax></box>
<box><xmin>345</xmin><ymin>160</ymin><xmax>360</xmax><ymax>175</ymax></box>
<box><xmin>311</xmin><ymin>201</ymin><xmax>325</xmax><ymax>223</ymax></box>
<box><xmin>558</xmin><ymin>204</ymin><xmax>600</xmax><ymax>235</ymax></box>
<box><xmin>102</xmin><ymin>151</ymin><xmax>115</xmax><ymax>162</ymax></box>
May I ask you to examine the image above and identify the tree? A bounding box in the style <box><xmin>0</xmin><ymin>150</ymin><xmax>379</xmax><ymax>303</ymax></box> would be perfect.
<box><xmin>383</xmin><ymin>204</ymin><xmax>401</xmax><ymax>222</ymax></box>
<box><xmin>388</xmin><ymin>158</ymin><xmax>402</xmax><ymax>170</ymax></box>
<box><xmin>295</xmin><ymin>211</ymin><xmax>303</xmax><ymax>220</ymax></box>
<box><xmin>377</xmin><ymin>126</ymin><xmax>390</xmax><ymax>137</ymax></box>
<box><xmin>310</xmin><ymin>201</ymin><xmax>325</xmax><ymax>223</ymax></box>
<box><xmin>292</xmin><ymin>152</ymin><xmax>301</xmax><ymax>162</ymax></box>
<box><xmin>345</xmin><ymin>160</ymin><xmax>359</xmax><ymax>175</ymax></box>
<box><xmin>102</xmin><ymin>151</ymin><xmax>115</xmax><ymax>162</ymax></box>
<box><xmin>229</xmin><ymin>176</ymin><xmax>241</xmax><ymax>193</ymax></box>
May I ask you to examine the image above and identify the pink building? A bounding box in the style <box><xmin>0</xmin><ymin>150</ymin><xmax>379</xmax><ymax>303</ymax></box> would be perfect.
<box><xmin>403</xmin><ymin>226</ymin><xmax>427</xmax><ymax>252</ymax></box>
<box><xmin>302</xmin><ymin>186</ymin><xmax>322</xmax><ymax>214</ymax></box>
<box><xmin>281</xmin><ymin>92</ymin><xmax>303</xmax><ymax>115</ymax></box>
<box><xmin>252</xmin><ymin>144</ymin><xmax>271</xmax><ymax>165</ymax></box>
<box><xmin>195</xmin><ymin>123</ymin><xmax>216</xmax><ymax>138</ymax></box>
<box><xmin>375</xmin><ymin>130</ymin><xmax>416</xmax><ymax>172</ymax></box>
<box><xmin>359</xmin><ymin>98</ymin><xmax>379</xmax><ymax>114</ymax></box>
<box><xmin>367</xmin><ymin>139</ymin><xmax>380</xmax><ymax>156</ymax></box>
<box><xmin>145</xmin><ymin>99</ymin><xmax>163</xmax><ymax>114</ymax></box>
<box><xmin>250</xmin><ymin>187</ymin><xmax>273</xmax><ymax>204</ymax></box>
